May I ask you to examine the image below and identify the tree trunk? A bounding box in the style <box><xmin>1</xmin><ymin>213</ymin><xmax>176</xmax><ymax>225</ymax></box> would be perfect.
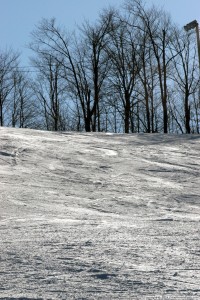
<box><xmin>85</xmin><ymin>117</ymin><xmax>91</xmax><ymax>132</ymax></box>
<box><xmin>124</xmin><ymin>92</ymin><xmax>130</xmax><ymax>133</ymax></box>
<box><xmin>185</xmin><ymin>93</ymin><xmax>190</xmax><ymax>133</ymax></box>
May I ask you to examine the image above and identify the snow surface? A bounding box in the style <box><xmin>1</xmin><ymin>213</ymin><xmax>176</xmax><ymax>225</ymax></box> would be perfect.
<box><xmin>0</xmin><ymin>127</ymin><xmax>200</xmax><ymax>300</ymax></box>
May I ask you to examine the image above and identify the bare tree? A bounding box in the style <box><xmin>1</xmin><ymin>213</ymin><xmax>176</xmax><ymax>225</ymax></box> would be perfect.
<box><xmin>30</xmin><ymin>53</ymin><xmax>67</xmax><ymax>131</ymax></box>
<box><xmin>20</xmin><ymin>0</ymin><xmax>200</xmax><ymax>134</ymax></box>
<box><xmin>126</xmin><ymin>0</ymin><xmax>178</xmax><ymax>133</ymax></box>
<box><xmin>11</xmin><ymin>70</ymin><xmax>36</xmax><ymax>128</ymax></box>
<box><xmin>0</xmin><ymin>49</ymin><xmax>19</xmax><ymax>126</ymax></box>
<box><xmin>79</xmin><ymin>11</ymin><xmax>114</xmax><ymax>131</ymax></box>
<box><xmin>30</xmin><ymin>14</ymin><xmax>113</xmax><ymax>132</ymax></box>
<box><xmin>105</xmin><ymin>11</ymin><xmax>141</xmax><ymax>133</ymax></box>
<box><xmin>170</xmin><ymin>28</ymin><xmax>199</xmax><ymax>133</ymax></box>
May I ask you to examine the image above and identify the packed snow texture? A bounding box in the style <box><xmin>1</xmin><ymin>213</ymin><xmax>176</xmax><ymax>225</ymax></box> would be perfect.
<box><xmin>0</xmin><ymin>127</ymin><xmax>200</xmax><ymax>300</ymax></box>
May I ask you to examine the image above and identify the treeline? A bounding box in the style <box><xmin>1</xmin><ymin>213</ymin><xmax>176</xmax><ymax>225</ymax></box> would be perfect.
<box><xmin>0</xmin><ymin>0</ymin><xmax>200</xmax><ymax>133</ymax></box>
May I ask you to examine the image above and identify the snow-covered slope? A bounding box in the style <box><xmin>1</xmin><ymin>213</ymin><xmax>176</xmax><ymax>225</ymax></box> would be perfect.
<box><xmin>0</xmin><ymin>127</ymin><xmax>200</xmax><ymax>299</ymax></box>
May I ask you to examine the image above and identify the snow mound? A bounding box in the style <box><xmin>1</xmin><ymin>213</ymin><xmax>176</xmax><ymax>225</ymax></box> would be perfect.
<box><xmin>0</xmin><ymin>127</ymin><xmax>200</xmax><ymax>299</ymax></box>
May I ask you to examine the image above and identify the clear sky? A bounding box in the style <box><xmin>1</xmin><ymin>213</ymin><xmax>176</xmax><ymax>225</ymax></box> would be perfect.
<box><xmin>0</xmin><ymin>0</ymin><xmax>200</xmax><ymax>66</ymax></box>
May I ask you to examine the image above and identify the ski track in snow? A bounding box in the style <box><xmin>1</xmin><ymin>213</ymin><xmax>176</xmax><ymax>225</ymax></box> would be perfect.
<box><xmin>0</xmin><ymin>127</ymin><xmax>200</xmax><ymax>299</ymax></box>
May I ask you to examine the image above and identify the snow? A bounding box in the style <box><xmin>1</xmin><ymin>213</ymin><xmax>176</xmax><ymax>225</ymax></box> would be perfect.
<box><xmin>0</xmin><ymin>127</ymin><xmax>200</xmax><ymax>299</ymax></box>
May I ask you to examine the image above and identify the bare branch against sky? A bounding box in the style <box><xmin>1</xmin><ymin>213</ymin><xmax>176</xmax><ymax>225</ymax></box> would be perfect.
<box><xmin>0</xmin><ymin>0</ymin><xmax>199</xmax><ymax>65</ymax></box>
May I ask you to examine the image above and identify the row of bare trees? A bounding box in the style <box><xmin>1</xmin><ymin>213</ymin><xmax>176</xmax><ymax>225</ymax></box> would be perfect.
<box><xmin>1</xmin><ymin>0</ymin><xmax>200</xmax><ymax>133</ymax></box>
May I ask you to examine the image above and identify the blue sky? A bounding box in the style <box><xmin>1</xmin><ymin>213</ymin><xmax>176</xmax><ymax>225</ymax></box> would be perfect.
<box><xmin>0</xmin><ymin>0</ymin><xmax>199</xmax><ymax>65</ymax></box>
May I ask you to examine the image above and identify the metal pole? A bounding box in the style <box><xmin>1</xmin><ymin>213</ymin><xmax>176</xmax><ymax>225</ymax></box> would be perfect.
<box><xmin>184</xmin><ymin>20</ymin><xmax>200</xmax><ymax>70</ymax></box>
<box><xmin>195</xmin><ymin>23</ymin><xmax>200</xmax><ymax>70</ymax></box>
<box><xmin>184</xmin><ymin>20</ymin><xmax>200</xmax><ymax>132</ymax></box>
<box><xmin>195</xmin><ymin>23</ymin><xmax>200</xmax><ymax>134</ymax></box>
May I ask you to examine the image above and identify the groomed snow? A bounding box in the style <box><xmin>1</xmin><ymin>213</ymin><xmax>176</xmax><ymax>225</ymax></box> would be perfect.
<box><xmin>0</xmin><ymin>127</ymin><xmax>200</xmax><ymax>299</ymax></box>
